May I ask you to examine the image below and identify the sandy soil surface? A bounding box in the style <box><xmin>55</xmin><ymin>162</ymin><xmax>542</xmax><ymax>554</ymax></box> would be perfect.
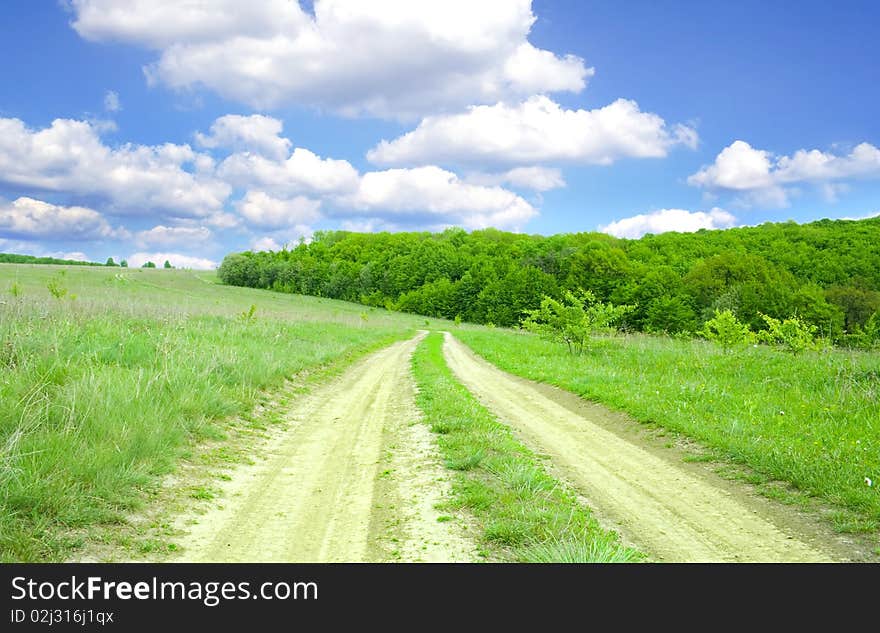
<box><xmin>443</xmin><ymin>332</ymin><xmax>837</xmax><ymax>562</ymax></box>
<box><xmin>173</xmin><ymin>332</ymin><xmax>476</xmax><ymax>562</ymax></box>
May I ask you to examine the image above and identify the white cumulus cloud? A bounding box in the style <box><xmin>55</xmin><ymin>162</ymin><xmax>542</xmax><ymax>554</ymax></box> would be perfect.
<box><xmin>342</xmin><ymin>166</ymin><xmax>537</xmax><ymax>230</ymax></box>
<box><xmin>235</xmin><ymin>191</ymin><xmax>322</xmax><ymax>229</ymax></box>
<box><xmin>368</xmin><ymin>96</ymin><xmax>697</xmax><ymax>166</ymax></box>
<box><xmin>56</xmin><ymin>251</ymin><xmax>91</xmax><ymax>262</ymax></box>
<box><xmin>250</xmin><ymin>236</ymin><xmax>282</xmax><ymax>251</ymax></box>
<box><xmin>0</xmin><ymin>196</ymin><xmax>127</xmax><ymax>241</ymax></box>
<box><xmin>466</xmin><ymin>166</ymin><xmax>566</xmax><ymax>192</ymax></box>
<box><xmin>0</xmin><ymin>117</ymin><xmax>230</xmax><ymax>218</ymax></box>
<box><xmin>127</xmin><ymin>251</ymin><xmax>218</xmax><ymax>269</ymax></box>
<box><xmin>69</xmin><ymin>0</ymin><xmax>589</xmax><ymax>118</ymax></box>
<box><xmin>688</xmin><ymin>140</ymin><xmax>880</xmax><ymax>207</ymax></box>
<box><xmin>0</xmin><ymin>239</ymin><xmax>92</xmax><ymax>261</ymax></box>
<box><xmin>218</xmin><ymin>147</ymin><xmax>360</xmax><ymax>196</ymax></box>
<box><xmin>600</xmin><ymin>207</ymin><xmax>737</xmax><ymax>239</ymax></box>
<box><xmin>135</xmin><ymin>225</ymin><xmax>213</xmax><ymax>248</ymax></box>
<box><xmin>195</xmin><ymin>114</ymin><xmax>291</xmax><ymax>160</ymax></box>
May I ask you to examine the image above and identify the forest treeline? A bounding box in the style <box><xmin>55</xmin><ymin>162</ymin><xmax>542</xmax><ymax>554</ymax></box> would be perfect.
<box><xmin>0</xmin><ymin>253</ymin><xmax>103</xmax><ymax>266</ymax></box>
<box><xmin>218</xmin><ymin>217</ymin><xmax>880</xmax><ymax>345</ymax></box>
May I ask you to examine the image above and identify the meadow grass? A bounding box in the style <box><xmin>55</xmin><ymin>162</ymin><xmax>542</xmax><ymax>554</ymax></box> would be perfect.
<box><xmin>0</xmin><ymin>264</ymin><xmax>421</xmax><ymax>561</ymax></box>
<box><xmin>454</xmin><ymin>328</ymin><xmax>880</xmax><ymax>531</ymax></box>
<box><xmin>411</xmin><ymin>332</ymin><xmax>642</xmax><ymax>562</ymax></box>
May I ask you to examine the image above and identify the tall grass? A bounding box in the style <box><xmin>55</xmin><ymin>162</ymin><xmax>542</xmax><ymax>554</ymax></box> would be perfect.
<box><xmin>455</xmin><ymin>328</ymin><xmax>880</xmax><ymax>530</ymax></box>
<box><xmin>0</xmin><ymin>265</ymin><xmax>417</xmax><ymax>561</ymax></box>
<box><xmin>411</xmin><ymin>333</ymin><xmax>641</xmax><ymax>562</ymax></box>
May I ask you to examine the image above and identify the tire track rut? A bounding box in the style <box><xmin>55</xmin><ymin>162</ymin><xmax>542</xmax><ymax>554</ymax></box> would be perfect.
<box><xmin>174</xmin><ymin>333</ymin><xmax>475</xmax><ymax>562</ymax></box>
<box><xmin>443</xmin><ymin>333</ymin><xmax>834</xmax><ymax>562</ymax></box>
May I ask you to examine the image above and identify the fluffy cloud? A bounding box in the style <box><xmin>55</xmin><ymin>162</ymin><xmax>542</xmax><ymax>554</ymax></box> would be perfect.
<box><xmin>0</xmin><ymin>117</ymin><xmax>230</xmax><ymax>217</ymax></box>
<box><xmin>775</xmin><ymin>143</ymin><xmax>880</xmax><ymax>181</ymax></box>
<box><xmin>126</xmin><ymin>251</ymin><xmax>218</xmax><ymax>269</ymax></box>
<box><xmin>688</xmin><ymin>141</ymin><xmax>775</xmax><ymax>191</ymax></box>
<box><xmin>249</xmin><ymin>224</ymin><xmax>313</xmax><ymax>251</ymax></box>
<box><xmin>600</xmin><ymin>207</ymin><xmax>736</xmax><ymax>239</ymax></box>
<box><xmin>218</xmin><ymin>148</ymin><xmax>360</xmax><ymax>196</ymax></box>
<box><xmin>0</xmin><ymin>238</ymin><xmax>92</xmax><ymax>261</ymax></box>
<box><xmin>841</xmin><ymin>210</ymin><xmax>880</xmax><ymax>221</ymax></box>
<box><xmin>55</xmin><ymin>251</ymin><xmax>90</xmax><ymax>262</ymax></box>
<box><xmin>195</xmin><ymin>114</ymin><xmax>291</xmax><ymax>160</ymax></box>
<box><xmin>368</xmin><ymin>96</ymin><xmax>697</xmax><ymax>166</ymax></box>
<box><xmin>0</xmin><ymin>112</ymin><xmax>543</xmax><ymax>254</ymax></box>
<box><xmin>0</xmin><ymin>196</ymin><xmax>127</xmax><ymax>241</ymax></box>
<box><xmin>69</xmin><ymin>0</ymin><xmax>589</xmax><ymax>118</ymax></box>
<box><xmin>688</xmin><ymin>140</ymin><xmax>880</xmax><ymax>207</ymax></box>
<box><xmin>466</xmin><ymin>166</ymin><xmax>565</xmax><ymax>192</ymax></box>
<box><xmin>342</xmin><ymin>166</ymin><xmax>536</xmax><ymax>230</ymax></box>
<box><xmin>135</xmin><ymin>225</ymin><xmax>213</xmax><ymax>248</ymax></box>
<box><xmin>235</xmin><ymin>191</ymin><xmax>322</xmax><ymax>229</ymax></box>
<box><xmin>195</xmin><ymin>115</ymin><xmax>540</xmax><ymax>230</ymax></box>
<box><xmin>250</xmin><ymin>236</ymin><xmax>282</xmax><ymax>251</ymax></box>
<box><xmin>339</xmin><ymin>219</ymin><xmax>387</xmax><ymax>233</ymax></box>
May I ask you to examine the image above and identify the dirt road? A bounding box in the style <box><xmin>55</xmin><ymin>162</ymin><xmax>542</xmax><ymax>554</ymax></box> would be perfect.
<box><xmin>443</xmin><ymin>333</ymin><xmax>835</xmax><ymax>562</ymax></box>
<box><xmin>174</xmin><ymin>333</ymin><xmax>476</xmax><ymax>562</ymax></box>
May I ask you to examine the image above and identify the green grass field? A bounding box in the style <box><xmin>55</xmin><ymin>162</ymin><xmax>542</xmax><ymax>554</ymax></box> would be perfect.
<box><xmin>454</xmin><ymin>328</ymin><xmax>880</xmax><ymax>532</ymax></box>
<box><xmin>411</xmin><ymin>333</ymin><xmax>641</xmax><ymax>562</ymax></box>
<box><xmin>3</xmin><ymin>263</ymin><xmax>877</xmax><ymax>562</ymax></box>
<box><xmin>0</xmin><ymin>264</ymin><xmax>423</xmax><ymax>561</ymax></box>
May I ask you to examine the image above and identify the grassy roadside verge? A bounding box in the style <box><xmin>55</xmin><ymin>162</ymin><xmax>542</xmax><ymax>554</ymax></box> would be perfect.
<box><xmin>1</xmin><ymin>268</ymin><xmax>414</xmax><ymax>561</ymax></box>
<box><xmin>454</xmin><ymin>328</ymin><xmax>880</xmax><ymax>535</ymax></box>
<box><xmin>411</xmin><ymin>332</ymin><xmax>642</xmax><ymax>562</ymax></box>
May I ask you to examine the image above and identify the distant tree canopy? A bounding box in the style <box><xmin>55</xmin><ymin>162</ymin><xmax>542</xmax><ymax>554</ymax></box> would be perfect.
<box><xmin>217</xmin><ymin>218</ymin><xmax>880</xmax><ymax>345</ymax></box>
<box><xmin>142</xmin><ymin>261</ymin><xmax>156</xmax><ymax>268</ymax></box>
<box><xmin>163</xmin><ymin>260</ymin><xmax>173</xmax><ymax>269</ymax></box>
<box><xmin>0</xmin><ymin>253</ymin><xmax>102</xmax><ymax>266</ymax></box>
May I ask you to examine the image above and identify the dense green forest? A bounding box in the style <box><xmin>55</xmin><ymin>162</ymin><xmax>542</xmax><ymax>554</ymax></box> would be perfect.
<box><xmin>0</xmin><ymin>253</ymin><xmax>104</xmax><ymax>266</ymax></box>
<box><xmin>218</xmin><ymin>217</ymin><xmax>880</xmax><ymax>345</ymax></box>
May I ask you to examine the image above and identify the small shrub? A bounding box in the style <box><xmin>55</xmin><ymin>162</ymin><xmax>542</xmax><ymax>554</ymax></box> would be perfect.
<box><xmin>47</xmin><ymin>277</ymin><xmax>68</xmax><ymax>300</ymax></box>
<box><xmin>700</xmin><ymin>309</ymin><xmax>753</xmax><ymax>351</ymax></box>
<box><xmin>862</xmin><ymin>311</ymin><xmax>880</xmax><ymax>349</ymax></box>
<box><xmin>454</xmin><ymin>314</ymin><xmax>462</xmax><ymax>327</ymax></box>
<box><xmin>8</xmin><ymin>282</ymin><xmax>21</xmax><ymax>298</ymax></box>
<box><xmin>521</xmin><ymin>289</ymin><xmax>633</xmax><ymax>355</ymax></box>
<box><xmin>757</xmin><ymin>313</ymin><xmax>818</xmax><ymax>354</ymax></box>
<box><xmin>238</xmin><ymin>304</ymin><xmax>257</xmax><ymax>323</ymax></box>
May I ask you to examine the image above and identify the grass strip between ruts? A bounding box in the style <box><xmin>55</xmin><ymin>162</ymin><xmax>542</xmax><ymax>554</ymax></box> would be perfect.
<box><xmin>411</xmin><ymin>331</ymin><xmax>642</xmax><ymax>563</ymax></box>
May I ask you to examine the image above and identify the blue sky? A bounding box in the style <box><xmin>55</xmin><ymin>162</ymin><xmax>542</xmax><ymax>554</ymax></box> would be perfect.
<box><xmin>1</xmin><ymin>0</ymin><xmax>878</xmax><ymax>268</ymax></box>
